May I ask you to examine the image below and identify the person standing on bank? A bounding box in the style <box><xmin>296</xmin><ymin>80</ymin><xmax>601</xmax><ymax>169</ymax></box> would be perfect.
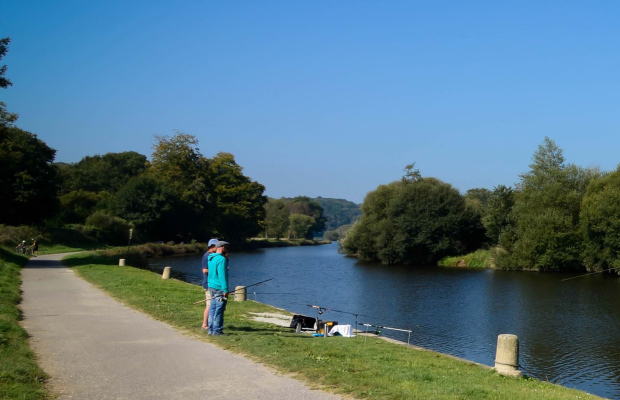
<box><xmin>207</xmin><ymin>241</ymin><xmax>230</xmax><ymax>336</ymax></box>
<box><xmin>201</xmin><ymin>238</ymin><xmax>219</xmax><ymax>331</ymax></box>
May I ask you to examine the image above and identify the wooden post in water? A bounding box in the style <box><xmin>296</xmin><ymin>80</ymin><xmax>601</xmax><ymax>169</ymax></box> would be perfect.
<box><xmin>119</xmin><ymin>259</ymin><xmax>126</xmax><ymax>266</ymax></box>
<box><xmin>495</xmin><ymin>334</ymin><xmax>523</xmax><ymax>378</ymax></box>
<box><xmin>162</xmin><ymin>266</ymin><xmax>171</xmax><ymax>280</ymax></box>
<box><xmin>235</xmin><ymin>286</ymin><xmax>246</xmax><ymax>301</ymax></box>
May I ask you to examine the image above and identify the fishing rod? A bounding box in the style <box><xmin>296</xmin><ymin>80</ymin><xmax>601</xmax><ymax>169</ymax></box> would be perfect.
<box><xmin>307</xmin><ymin>304</ymin><xmax>362</xmax><ymax>334</ymax></box>
<box><xmin>361</xmin><ymin>322</ymin><xmax>413</xmax><ymax>346</ymax></box>
<box><xmin>561</xmin><ymin>268</ymin><xmax>617</xmax><ymax>282</ymax></box>
<box><xmin>193</xmin><ymin>278</ymin><xmax>273</xmax><ymax>304</ymax></box>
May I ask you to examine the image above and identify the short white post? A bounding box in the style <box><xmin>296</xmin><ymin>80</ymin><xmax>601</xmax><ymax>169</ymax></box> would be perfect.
<box><xmin>119</xmin><ymin>259</ymin><xmax>126</xmax><ymax>266</ymax></box>
<box><xmin>162</xmin><ymin>266</ymin><xmax>171</xmax><ymax>279</ymax></box>
<box><xmin>495</xmin><ymin>334</ymin><xmax>523</xmax><ymax>378</ymax></box>
<box><xmin>234</xmin><ymin>286</ymin><xmax>247</xmax><ymax>301</ymax></box>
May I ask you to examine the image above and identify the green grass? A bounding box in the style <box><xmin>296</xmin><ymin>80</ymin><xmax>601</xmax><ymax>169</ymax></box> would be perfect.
<box><xmin>0</xmin><ymin>248</ymin><xmax>48</xmax><ymax>400</ymax></box>
<box><xmin>438</xmin><ymin>249</ymin><xmax>497</xmax><ymax>268</ymax></box>
<box><xmin>63</xmin><ymin>252</ymin><xmax>601</xmax><ymax>400</ymax></box>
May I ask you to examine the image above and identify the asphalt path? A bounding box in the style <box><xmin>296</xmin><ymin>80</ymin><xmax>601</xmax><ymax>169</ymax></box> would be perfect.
<box><xmin>20</xmin><ymin>253</ymin><xmax>343</xmax><ymax>400</ymax></box>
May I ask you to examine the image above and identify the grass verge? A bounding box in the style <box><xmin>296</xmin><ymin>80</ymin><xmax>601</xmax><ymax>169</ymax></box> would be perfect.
<box><xmin>61</xmin><ymin>252</ymin><xmax>600</xmax><ymax>400</ymax></box>
<box><xmin>0</xmin><ymin>248</ymin><xmax>48</xmax><ymax>399</ymax></box>
<box><xmin>438</xmin><ymin>249</ymin><xmax>497</xmax><ymax>268</ymax></box>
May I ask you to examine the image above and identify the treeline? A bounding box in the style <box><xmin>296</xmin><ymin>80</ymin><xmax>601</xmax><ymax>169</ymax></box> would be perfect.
<box><xmin>264</xmin><ymin>197</ymin><xmax>327</xmax><ymax>239</ymax></box>
<box><xmin>343</xmin><ymin>138</ymin><xmax>620</xmax><ymax>273</ymax></box>
<box><xmin>1</xmin><ymin>129</ymin><xmax>267</xmax><ymax>244</ymax></box>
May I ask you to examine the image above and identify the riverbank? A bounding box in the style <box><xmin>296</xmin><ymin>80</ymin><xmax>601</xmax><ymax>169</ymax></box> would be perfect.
<box><xmin>60</xmin><ymin>251</ymin><xmax>602</xmax><ymax>400</ymax></box>
<box><xmin>0</xmin><ymin>248</ymin><xmax>48</xmax><ymax>399</ymax></box>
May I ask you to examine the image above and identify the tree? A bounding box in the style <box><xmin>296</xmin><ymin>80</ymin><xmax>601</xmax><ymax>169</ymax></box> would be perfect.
<box><xmin>314</xmin><ymin>197</ymin><xmax>362</xmax><ymax>232</ymax></box>
<box><xmin>264</xmin><ymin>198</ymin><xmax>289</xmax><ymax>239</ymax></box>
<box><xmin>481</xmin><ymin>185</ymin><xmax>515</xmax><ymax>245</ymax></box>
<box><xmin>58</xmin><ymin>151</ymin><xmax>148</xmax><ymax>194</ymax></box>
<box><xmin>0</xmin><ymin>38</ymin><xmax>17</xmax><ymax>126</ymax></box>
<box><xmin>289</xmin><ymin>214</ymin><xmax>315</xmax><ymax>239</ymax></box>
<box><xmin>210</xmin><ymin>152</ymin><xmax>267</xmax><ymax>242</ymax></box>
<box><xmin>149</xmin><ymin>132</ymin><xmax>211</xmax><ymax>208</ymax></box>
<box><xmin>111</xmin><ymin>175</ymin><xmax>185</xmax><ymax>242</ymax></box>
<box><xmin>342</xmin><ymin>175</ymin><xmax>482</xmax><ymax>265</ymax></box>
<box><xmin>580</xmin><ymin>168</ymin><xmax>620</xmax><ymax>272</ymax></box>
<box><xmin>0</xmin><ymin>37</ymin><xmax>11</xmax><ymax>89</ymax></box>
<box><xmin>0</xmin><ymin>126</ymin><xmax>59</xmax><ymax>225</ymax></box>
<box><xmin>288</xmin><ymin>196</ymin><xmax>327</xmax><ymax>238</ymax></box>
<box><xmin>59</xmin><ymin>190</ymin><xmax>110</xmax><ymax>223</ymax></box>
<box><xmin>497</xmin><ymin>137</ymin><xmax>600</xmax><ymax>271</ymax></box>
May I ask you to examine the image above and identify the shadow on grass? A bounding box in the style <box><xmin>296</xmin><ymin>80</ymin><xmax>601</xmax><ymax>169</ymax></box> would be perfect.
<box><xmin>61</xmin><ymin>255</ymin><xmax>120</xmax><ymax>267</ymax></box>
<box><xmin>0</xmin><ymin>247</ymin><xmax>28</xmax><ymax>267</ymax></box>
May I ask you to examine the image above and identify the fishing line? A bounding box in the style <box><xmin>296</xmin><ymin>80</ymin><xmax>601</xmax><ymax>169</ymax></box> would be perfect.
<box><xmin>192</xmin><ymin>278</ymin><xmax>273</xmax><ymax>304</ymax></box>
<box><xmin>561</xmin><ymin>267</ymin><xmax>617</xmax><ymax>281</ymax></box>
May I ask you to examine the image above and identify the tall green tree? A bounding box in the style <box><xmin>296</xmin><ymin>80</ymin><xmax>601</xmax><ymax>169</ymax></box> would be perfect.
<box><xmin>289</xmin><ymin>214</ymin><xmax>315</xmax><ymax>239</ymax></box>
<box><xmin>210</xmin><ymin>152</ymin><xmax>267</xmax><ymax>242</ymax></box>
<box><xmin>498</xmin><ymin>137</ymin><xmax>600</xmax><ymax>271</ymax></box>
<box><xmin>111</xmin><ymin>175</ymin><xmax>184</xmax><ymax>241</ymax></box>
<box><xmin>481</xmin><ymin>185</ymin><xmax>515</xmax><ymax>245</ymax></box>
<box><xmin>580</xmin><ymin>168</ymin><xmax>620</xmax><ymax>272</ymax></box>
<box><xmin>0</xmin><ymin>37</ymin><xmax>17</xmax><ymax>127</ymax></box>
<box><xmin>264</xmin><ymin>198</ymin><xmax>289</xmax><ymax>239</ymax></box>
<box><xmin>58</xmin><ymin>151</ymin><xmax>148</xmax><ymax>194</ymax></box>
<box><xmin>288</xmin><ymin>196</ymin><xmax>327</xmax><ymax>238</ymax></box>
<box><xmin>0</xmin><ymin>126</ymin><xmax>59</xmax><ymax>225</ymax></box>
<box><xmin>342</xmin><ymin>175</ymin><xmax>483</xmax><ymax>265</ymax></box>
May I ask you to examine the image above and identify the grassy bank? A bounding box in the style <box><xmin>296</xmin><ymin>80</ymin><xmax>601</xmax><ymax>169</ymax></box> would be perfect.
<box><xmin>63</xmin><ymin>252</ymin><xmax>600</xmax><ymax>400</ymax></box>
<box><xmin>0</xmin><ymin>248</ymin><xmax>48</xmax><ymax>399</ymax></box>
<box><xmin>438</xmin><ymin>249</ymin><xmax>497</xmax><ymax>268</ymax></box>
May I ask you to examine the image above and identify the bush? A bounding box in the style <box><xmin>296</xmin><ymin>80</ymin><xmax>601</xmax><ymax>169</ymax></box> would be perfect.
<box><xmin>85</xmin><ymin>211</ymin><xmax>132</xmax><ymax>246</ymax></box>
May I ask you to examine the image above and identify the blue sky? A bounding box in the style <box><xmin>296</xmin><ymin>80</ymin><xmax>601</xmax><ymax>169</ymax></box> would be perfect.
<box><xmin>2</xmin><ymin>1</ymin><xmax>620</xmax><ymax>203</ymax></box>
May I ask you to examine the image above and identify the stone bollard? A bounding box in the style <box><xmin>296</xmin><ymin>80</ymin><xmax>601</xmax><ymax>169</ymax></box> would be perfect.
<box><xmin>162</xmin><ymin>266</ymin><xmax>171</xmax><ymax>280</ymax></box>
<box><xmin>235</xmin><ymin>286</ymin><xmax>247</xmax><ymax>301</ymax></box>
<box><xmin>119</xmin><ymin>259</ymin><xmax>126</xmax><ymax>266</ymax></box>
<box><xmin>495</xmin><ymin>334</ymin><xmax>523</xmax><ymax>378</ymax></box>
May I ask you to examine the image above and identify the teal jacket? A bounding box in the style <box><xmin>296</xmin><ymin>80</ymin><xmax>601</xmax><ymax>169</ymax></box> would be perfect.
<box><xmin>207</xmin><ymin>253</ymin><xmax>229</xmax><ymax>292</ymax></box>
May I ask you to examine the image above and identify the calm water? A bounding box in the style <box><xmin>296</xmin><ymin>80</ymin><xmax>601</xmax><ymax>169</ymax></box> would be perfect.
<box><xmin>158</xmin><ymin>243</ymin><xmax>620</xmax><ymax>399</ymax></box>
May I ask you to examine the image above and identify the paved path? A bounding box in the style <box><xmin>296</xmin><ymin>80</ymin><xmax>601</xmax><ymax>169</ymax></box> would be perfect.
<box><xmin>20</xmin><ymin>254</ymin><xmax>342</xmax><ymax>400</ymax></box>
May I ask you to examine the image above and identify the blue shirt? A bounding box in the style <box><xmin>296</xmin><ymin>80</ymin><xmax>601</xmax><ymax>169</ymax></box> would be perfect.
<box><xmin>200</xmin><ymin>251</ymin><xmax>210</xmax><ymax>289</ymax></box>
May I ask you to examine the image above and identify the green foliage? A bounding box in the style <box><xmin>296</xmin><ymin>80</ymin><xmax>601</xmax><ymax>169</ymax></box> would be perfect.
<box><xmin>210</xmin><ymin>152</ymin><xmax>267</xmax><ymax>242</ymax></box>
<box><xmin>314</xmin><ymin>197</ymin><xmax>362</xmax><ymax>232</ymax></box>
<box><xmin>0</xmin><ymin>125</ymin><xmax>59</xmax><ymax>225</ymax></box>
<box><xmin>149</xmin><ymin>131</ymin><xmax>212</xmax><ymax>210</ymax></box>
<box><xmin>481</xmin><ymin>185</ymin><xmax>515</xmax><ymax>245</ymax></box>
<box><xmin>111</xmin><ymin>175</ymin><xmax>187</xmax><ymax>242</ymax></box>
<box><xmin>85</xmin><ymin>211</ymin><xmax>132</xmax><ymax>246</ymax></box>
<box><xmin>58</xmin><ymin>151</ymin><xmax>147</xmax><ymax>194</ymax></box>
<box><xmin>342</xmin><ymin>176</ymin><xmax>485</xmax><ymax>265</ymax></box>
<box><xmin>264</xmin><ymin>198</ymin><xmax>289</xmax><ymax>239</ymax></box>
<box><xmin>288</xmin><ymin>196</ymin><xmax>326</xmax><ymax>237</ymax></box>
<box><xmin>497</xmin><ymin>137</ymin><xmax>601</xmax><ymax>271</ymax></box>
<box><xmin>288</xmin><ymin>213</ymin><xmax>315</xmax><ymax>239</ymax></box>
<box><xmin>0</xmin><ymin>247</ymin><xmax>49</xmax><ymax>399</ymax></box>
<box><xmin>580</xmin><ymin>168</ymin><xmax>620</xmax><ymax>272</ymax></box>
<box><xmin>59</xmin><ymin>190</ymin><xmax>110</xmax><ymax>223</ymax></box>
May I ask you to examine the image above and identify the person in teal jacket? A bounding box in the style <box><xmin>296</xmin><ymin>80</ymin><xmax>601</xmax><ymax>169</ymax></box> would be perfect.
<box><xmin>207</xmin><ymin>241</ymin><xmax>230</xmax><ymax>335</ymax></box>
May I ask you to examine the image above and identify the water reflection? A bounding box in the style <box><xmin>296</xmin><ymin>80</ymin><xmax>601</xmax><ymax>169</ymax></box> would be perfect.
<box><xmin>159</xmin><ymin>243</ymin><xmax>620</xmax><ymax>399</ymax></box>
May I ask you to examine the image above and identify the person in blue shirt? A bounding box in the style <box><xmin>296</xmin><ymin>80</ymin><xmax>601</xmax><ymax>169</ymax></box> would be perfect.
<box><xmin>207</xmin><ymin>241</ymin><xmax>230</xmax><ymax>335</ymax></box>
<box><xmin>201</xmin><ymin>239</ymin><xmax>219</xmax><ymax>332</ymax></box>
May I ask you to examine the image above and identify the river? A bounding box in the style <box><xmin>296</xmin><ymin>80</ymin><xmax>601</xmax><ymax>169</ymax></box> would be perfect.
<box><xmin>157</xmin><ymin>242</ymin><xmax>620</xmax><ymax>399</ymax></box>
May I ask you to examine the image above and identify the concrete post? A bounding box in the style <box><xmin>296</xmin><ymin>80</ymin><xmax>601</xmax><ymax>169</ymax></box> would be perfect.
<box><xmin>495</xmin><ymin>334</ymin><xmax>523</xmax><ymax>378</ymax></box>
<box><xmin>235</xmin><ymin>286</ymin><xmax>247</xmax><ymax>301</ymax></box>
<box><xmin>119</xmin><ymin>259</ymin><xmax>126</xmax><ymax>266</ymax></box>
<box><xmin>162</xmin><ymin>266</ymin><xmax>171</xmax><ymax>280</ymax></box>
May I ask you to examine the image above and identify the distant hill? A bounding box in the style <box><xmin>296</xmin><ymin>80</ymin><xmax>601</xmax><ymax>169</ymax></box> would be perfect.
<box><xmin>313</xmin><ymin>197</ymin><xmax>362</xmax><ymax>232</ymax></box>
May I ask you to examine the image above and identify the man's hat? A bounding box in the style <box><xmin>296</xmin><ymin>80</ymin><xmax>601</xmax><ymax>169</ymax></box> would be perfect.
<box><xmin>215</xmin><ymin>241</ymin><xmax>230</xmax><ymax>248</ymax></box>
<box><xmin>208</xmin><ymin>238</ymin><xmax>219</xmax><ymax>247</ymax></box>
